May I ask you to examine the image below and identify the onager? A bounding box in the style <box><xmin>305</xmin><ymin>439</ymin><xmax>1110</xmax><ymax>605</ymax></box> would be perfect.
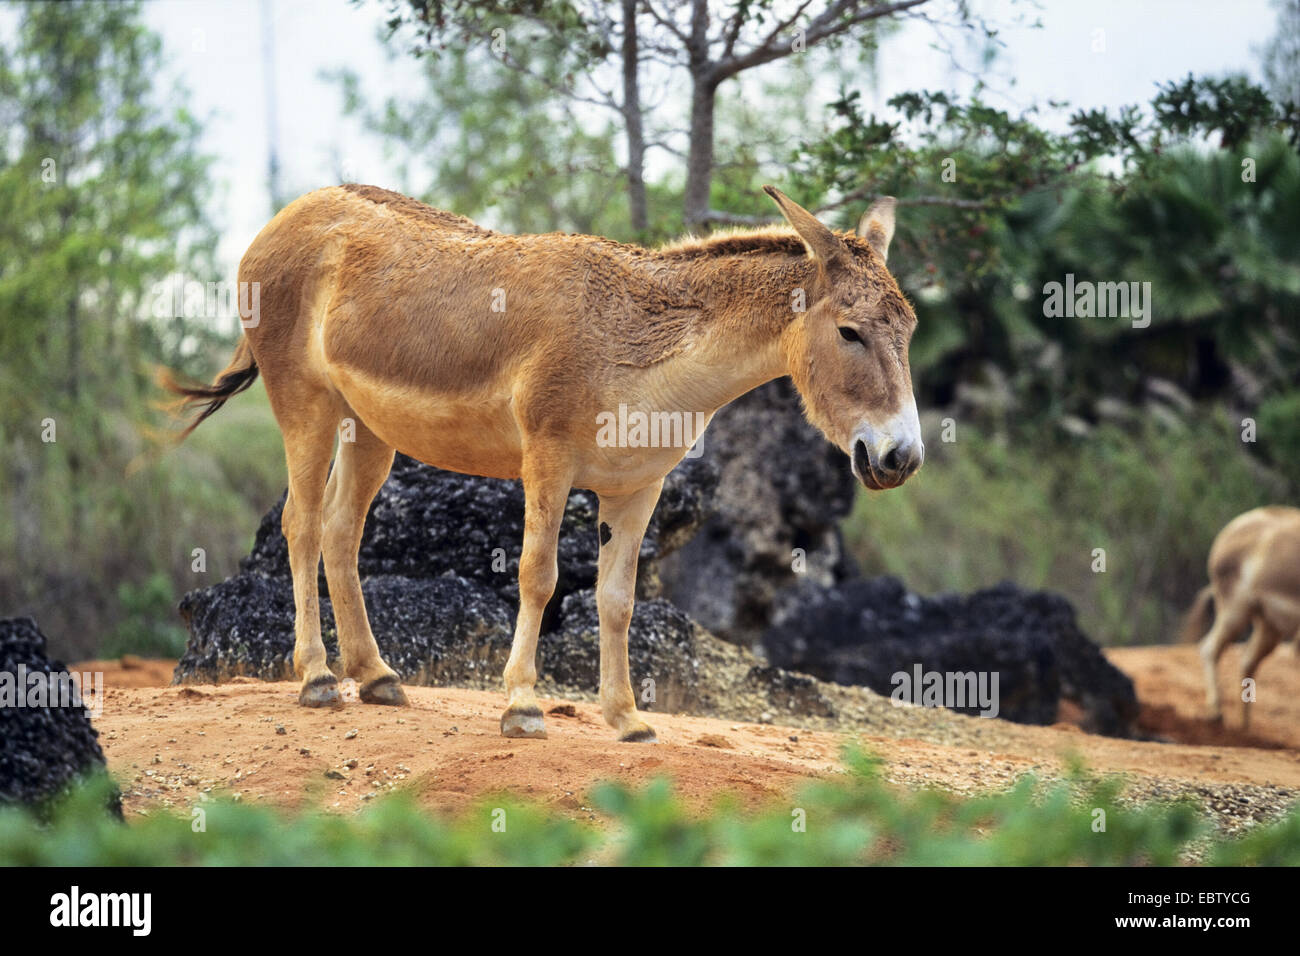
<box><xmin>165</xmin><ymin>184</ymin><xmax>924</xmax><ymax>742</ymax></box>
<box><xmin>1184</xmin><ymin>506</ymin><xmax>1300</xmax><ymax>728</ymax></box>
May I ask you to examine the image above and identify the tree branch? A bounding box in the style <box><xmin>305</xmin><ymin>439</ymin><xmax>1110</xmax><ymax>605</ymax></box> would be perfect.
<box><xmin>713</xmin><ymin>0</ymin><xmax>933</xmax><ymax>82</ymax></box>
<box><xmin>642</xmin><ymin>0</ymin><xmax>690</xmax><ymax>46</ymax></box>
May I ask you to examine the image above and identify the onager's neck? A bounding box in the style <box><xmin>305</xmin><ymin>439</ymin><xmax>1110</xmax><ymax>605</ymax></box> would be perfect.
<box><xmin>640</xmin><ymin>237</ymin><xmax>821</xmax><ymax>412</ymax></box>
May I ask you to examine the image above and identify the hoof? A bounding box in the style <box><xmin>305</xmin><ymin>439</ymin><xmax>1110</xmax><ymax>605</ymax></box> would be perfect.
<box><xmin>360</xmin><ymin>675</ymin><xmax>409</xmax><ymax>706</ymax></box>
<box><xmin>618</xmin><ymin>726</ymin><xmax>658</xmax><ymax>744</ymax></box>
<box><xmin>299</xmin><ymin>675</ymin><xmax>342</xmax><ymax>709</ymax></box>
<box><xmin>501</xmin><ymin>706</ymin><xmax>547</xmax><ymax>739</ymax></box>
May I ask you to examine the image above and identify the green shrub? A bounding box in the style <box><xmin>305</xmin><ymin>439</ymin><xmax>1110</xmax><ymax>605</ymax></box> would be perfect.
<box><xmin>1256</xmin><ymin>389</ymin><xmax>1300</xmax><ymax>478</ymax></box>
<box><xmin>4</xmin><ymin>749</ymin><xmax>1297</xmax><ymax>866</ymax></box>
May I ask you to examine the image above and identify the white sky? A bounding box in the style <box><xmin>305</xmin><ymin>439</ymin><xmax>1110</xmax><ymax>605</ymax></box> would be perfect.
<box><xmin>7</xmin><ymin>0</ymin><xmax>1284</xmax><ymax>273</ymax></box>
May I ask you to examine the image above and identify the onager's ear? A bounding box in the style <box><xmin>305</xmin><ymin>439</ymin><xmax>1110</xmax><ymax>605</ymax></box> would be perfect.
<box><xmin>856</xmin><ymin>197</ymin><xmax>897</xmax><ymax>263</ymax></box>
<box><xmin>762</xmin><ymin>184</ymin><xmax>850</xmax><ymax>272</ymax></box>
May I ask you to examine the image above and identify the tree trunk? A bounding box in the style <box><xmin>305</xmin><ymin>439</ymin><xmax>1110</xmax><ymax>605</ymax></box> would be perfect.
<box><xmin>683</xmin><ymin>0</ymin><xmax>716</xmax><ymax>231</ymax></box>
<box><xmin>621</xmin><ymin>0</ymin><xmax>647</xmax><ymax>234</ymax></box>
<box><xmin>683</xmin><ymin>73</ymin><xmax>718</xmax><ymax>231</ymax></box>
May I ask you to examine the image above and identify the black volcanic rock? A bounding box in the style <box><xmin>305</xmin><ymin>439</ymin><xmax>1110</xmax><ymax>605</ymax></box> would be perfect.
<box><xmin>657</xmin><ymin>379</ymin><xmax>858</xmax><ymax>646</ymax></box>
<box><xmin>174</xmin><ymin>454</ymin><xmax>718</xmax><ymax>688</ymax></box>
<box><xmin>0</xmin><ymin>617</ymin><xmax>120</xmax><ymax>815</ymax></box>
<box><xmin>177</xmin><ymin>572</ymin><xmax>515</xmax><ymax>686</ymax></box>
<box><xmin>238</xmin><ymin>453</ymin><xmax>717</xmax><ymax>604</ymax></box>
<box><xmin>762</xmin><ymin>577</ymin><xmax>1138</xmax><ymax>734</ymax></box>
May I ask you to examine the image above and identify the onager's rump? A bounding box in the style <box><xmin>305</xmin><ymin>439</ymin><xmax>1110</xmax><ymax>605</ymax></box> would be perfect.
<box><xmin>1186</xmin><ymin>506</ymin><xmax>1300</xmax><ymax>727</ymax></box>
<box><xmin>166</xmin><ymin>183</ymin><xmax>924</xmax><ymax>741</ymax></box>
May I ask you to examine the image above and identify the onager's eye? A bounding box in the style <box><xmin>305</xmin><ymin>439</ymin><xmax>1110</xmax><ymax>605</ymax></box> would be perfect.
<box><xmin>838</xmin><ymin>326</ymin><xmax>863</xmax><ymax>344</ymax></box>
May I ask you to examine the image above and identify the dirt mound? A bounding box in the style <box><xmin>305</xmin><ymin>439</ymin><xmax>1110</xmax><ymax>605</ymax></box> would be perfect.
<box><xmin>76</xmin><ymin>645</ymin><xmax>1300</xmax><ymax>836</ymax></box>
<box><xmin>92</xmin><ymin>681</ymin><xmax>846</xmax><ymax>818</ymax></box>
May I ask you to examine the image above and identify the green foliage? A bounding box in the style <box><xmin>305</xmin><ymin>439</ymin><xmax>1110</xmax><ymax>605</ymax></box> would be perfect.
<box><xmin>5</xmin><ymin>750</ymin><xmax>1298</xmax><ymax>866</ymax></box>
<box><xmin>1210</xmin><ymin>801</ymin><xmax>1300</xmax><ymax>865</ymax></box>
<box><xmin>843</xmin><ymin>413</ymin><xmax>1283</xmax><ymax>646</ymax></box>
<box><xmin>0</xmin><ymin>773</ymin><xmax>590</xmax><ymax>866</ymax></box>
<box><xmin>1072</xmin><ymin>74</ymin><xmax>1299</xmax><ymax>157</ymax></box>
<box><xmin>0</xmin><ymin>0</ymin><xmax>217</xmax><ymax>395</ymax></box>
<box><xmin>1005</xmin><ymin>135</ymin><xmax>1300</xmax><ymax>416</ymax></box>
<box><xmin>377</xmin><ymin>0</ymin><xmax>605</xmax><ymax>65</ymax></box>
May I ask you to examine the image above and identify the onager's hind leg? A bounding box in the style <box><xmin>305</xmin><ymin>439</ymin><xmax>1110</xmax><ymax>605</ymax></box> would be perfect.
<box><xmin>1238</xmin><ymin>618</ymin><xmax>1281</xmax><ymax>730</ymax></box>
<box><xmin>500</xmin><ymin>464</ymin><xmax>571</xmax><ymax>738</ymax></box>
<box><xmin>595</xmin><ymin>481</ymin><xmax>663</xmax><ymax>743</ymax></box>
<box><xmin>321</xmin><ymin>421</ymin><xmax>405</xmax><ymax>705</ymax></box>
<box><xmin>280</xmin><ymin>411</ymin><xmax>344</xmax><ymax>708</ymax></box>
<box><xmin>1198</xmin><ymin>598</ymin><xmax>1248</xmax><ymax>722</ymax></box>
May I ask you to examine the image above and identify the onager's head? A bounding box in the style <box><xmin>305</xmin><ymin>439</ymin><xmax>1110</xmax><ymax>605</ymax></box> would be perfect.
<box><xmin>764</xmin><ymin>185</ymin><xmax>923</xmax><ymax>490</ymax></box>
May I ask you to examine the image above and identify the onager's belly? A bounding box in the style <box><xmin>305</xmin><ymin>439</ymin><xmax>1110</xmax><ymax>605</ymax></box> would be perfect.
<box><xmin>327</xmin><ymin>363</ymin><xmax>525</xmax><ymax>479</ymax></box>
<box><xmin>321</xmin><ymin>357</ymin><xmax>715</xmax><ymax>493</ymax></box>
<box><xmin>571</xmin><ymin>409</ymin><xmax>716</xmax><ymax>495</ymax></box>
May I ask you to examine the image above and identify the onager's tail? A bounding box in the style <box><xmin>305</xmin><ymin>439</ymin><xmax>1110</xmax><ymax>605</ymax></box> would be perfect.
<box><xmin>1179</xmin><ymin>585</ymin><xmax>1215</xmax><ymax>643</ymax></box>
<box><xmin>159</xmin><ymin>337</ymin><xmax>259</xmax><ymax>441</ymax></box>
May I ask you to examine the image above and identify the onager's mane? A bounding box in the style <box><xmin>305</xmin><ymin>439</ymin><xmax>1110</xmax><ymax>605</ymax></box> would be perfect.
<box><xmin>654</xmin><ymin>225</ymin><xmax>881</xmax><ymax>264</ymax></box>
<box><xmin>341</xmin><ymin>183</ymin><xmax>493</xmax><ymax>235</ymax></box>
<box><xmin>341</xmin><ymin>181</ymin><xmax>881</xmax><ymax>263</ymax></box>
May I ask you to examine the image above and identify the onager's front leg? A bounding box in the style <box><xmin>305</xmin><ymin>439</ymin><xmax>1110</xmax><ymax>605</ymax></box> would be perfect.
<box><xmin>500</xmin><ymin>466</ymin><xmax>570</xmax><ymax>738</ymax></box>
<box><xmin>596</xmin><ymin>481</ymin><xmax>663</xmax><ymax>742</ymax></box>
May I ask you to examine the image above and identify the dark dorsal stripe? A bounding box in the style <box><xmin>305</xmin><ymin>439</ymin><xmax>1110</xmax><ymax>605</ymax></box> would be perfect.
<box><xmin>340</xmin><ymin>183</ymin><xmax>493</xmax><ymax>235</ymax></box>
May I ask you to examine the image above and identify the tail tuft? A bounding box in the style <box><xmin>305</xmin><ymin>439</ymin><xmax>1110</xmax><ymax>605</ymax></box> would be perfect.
<box><xmin>159</xmin><ymin>338</ymin><xmax>259</xmax><ymax>441</ymax></box>
<box><xmin>1179</xmin><ymin>585</ymin><xmax>1215</xmax><ymax>644</ymax></box>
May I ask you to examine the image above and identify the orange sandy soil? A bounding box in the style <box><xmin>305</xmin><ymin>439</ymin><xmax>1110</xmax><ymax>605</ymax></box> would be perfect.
<box><xmin>73</xmin><ymin>645</ymin><xmax>1300</xmax><ymax>821</ymax></box>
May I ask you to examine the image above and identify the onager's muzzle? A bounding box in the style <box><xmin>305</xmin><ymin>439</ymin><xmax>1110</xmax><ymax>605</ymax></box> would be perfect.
<box><xmin>849</xmin><ymin>404</ymin><xmax>924</xmax><ymax>490</ymax></box>
<box><xmin>852</xmin><ymin>434</ymin><xmax>923</xmax><ymax>489</ymax></box>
